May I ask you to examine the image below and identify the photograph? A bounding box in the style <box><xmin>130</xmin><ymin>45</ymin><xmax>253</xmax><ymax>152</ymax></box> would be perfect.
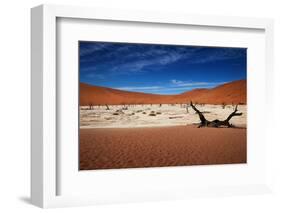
<box><xmin>79</xmin><ymin>41</ymin><xmax>247</xmax><ymax>170</ymax></box>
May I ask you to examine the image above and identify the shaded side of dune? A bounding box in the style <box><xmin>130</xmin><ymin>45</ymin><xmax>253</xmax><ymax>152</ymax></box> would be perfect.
<box><xmin>79</xmin><ymin>126</ymin><xmax>246</xmax><ymax>170</ymax></box>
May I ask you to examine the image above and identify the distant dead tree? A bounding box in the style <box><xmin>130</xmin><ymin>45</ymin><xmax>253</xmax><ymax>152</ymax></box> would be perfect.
<box><xmin>105</xmin><ymin>104</ymin><xmax>110</xmax><ymax>110</ymax></box>
<box><xmin>221</xmin><ymin>102</ymin><xmax>226</xmax><ymax>109</ymax></box>
<box><xmin>88</xmin><ymin>102</ymin><xmax>93</xmax><ymax>110</ymax></box>
<box><xmin>186</xmin><ymin>104</ymin><xmax>189</xmax><ymax>113</ymax></box>
<box><xmin>190</xmin><ymin>101</ymin><xmax>242</xmax><ymax>128</ymax></box>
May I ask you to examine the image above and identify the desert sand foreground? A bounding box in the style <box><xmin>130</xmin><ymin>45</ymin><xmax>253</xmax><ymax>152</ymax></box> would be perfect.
<box><xmin>79</xmin><ymin>125</ymin><xmax>246</xmax><ymax>170</ymax></box>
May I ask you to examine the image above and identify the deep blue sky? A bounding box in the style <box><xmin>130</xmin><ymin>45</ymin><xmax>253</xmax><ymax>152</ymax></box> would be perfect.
<box><xmin>79</xmin><ymin>41</ymin><xmax>246</xmax><ymax>95</ymax></box>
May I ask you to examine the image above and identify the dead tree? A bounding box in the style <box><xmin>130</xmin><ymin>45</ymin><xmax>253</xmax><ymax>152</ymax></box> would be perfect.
<box><xmin>88</xmin><ymin>102</ymin><xmax>93</xmax><ymax>110</ymax></box>
<box><xmin>190</xmin><ymin>101</ymin><xmax>242</xmax><ymax>128</ymax></box>
<box><xmin>186</xmin><ymin>104</ymin><xmax>189</xmax><ymax>113</ymax></box>
<box><xmin>105</xmin><ymin>104</ymin><xmax>110</xmax><ymax>110</ymax></box>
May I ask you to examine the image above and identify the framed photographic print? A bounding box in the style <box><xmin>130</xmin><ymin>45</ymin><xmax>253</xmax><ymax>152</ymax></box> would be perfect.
<box><xmin>78</xmin><ymin>41</ymin><xmax>247</xmax><ymax>170</ymax></box>
<box><xmin>31</xmin><ymin>4</ymin><xmax>274</xmax><ymax>208</ymax></box>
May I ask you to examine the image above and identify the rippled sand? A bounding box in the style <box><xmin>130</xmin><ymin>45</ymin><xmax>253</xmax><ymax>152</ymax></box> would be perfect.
<box><xmin>79</xmin><ymin>125</ymin><xmax>246</xmax><ymax>170</ymax></box>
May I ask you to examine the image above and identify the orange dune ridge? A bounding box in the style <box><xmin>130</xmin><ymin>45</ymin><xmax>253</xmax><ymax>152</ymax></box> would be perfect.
<box><xmin>80</xmin><ymin>79</ymin><xmax>246</xmax><ymax>105</ymax></box>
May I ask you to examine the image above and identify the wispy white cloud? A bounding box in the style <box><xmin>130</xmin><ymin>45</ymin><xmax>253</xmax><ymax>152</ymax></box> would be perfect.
<box><xmin>114</xmin><ymin>80</ymin><xmax>227</xmax><ymax>94</ymax></box>
<box><xmin>189</xmin><ymin>48</ymin><xmax>245</xmax><ymax>64</ymax></box>
<box><xmin>170</xmin><ymin>79</ymin><xmax>184</xmax><ymax>85</ymax></box>
<box><xmin>80</xmin><ymin>43</ymin><xmax>203</xmax><ymax>75</ymax></box>
<box><xmin>141</xmin><ymin>86</ymin><xmax>210</xmax><ymax>94</ymax></box>
<box><xmin>85</xmin><ymin>73</ymin><xmax>105</xmax><ymax>79</ymax></box>
<box><xmin>79</xmin><ymin>43</ymin><xmax>112</xmax><ymax>57</ymax></box>
<box><xmin>111</xmin><ymin>51</ymin><xmax>184</xmax><ymax>74</ymax></box>
<box><xmin>170</xmin><ymin>79</ymin><xmax>225</xmax><ymax>87</ymax></box>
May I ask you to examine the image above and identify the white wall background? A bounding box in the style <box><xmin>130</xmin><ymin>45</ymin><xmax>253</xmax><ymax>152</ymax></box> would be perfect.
<box><xmin>0</xmin><ymin>0</ymin><xmax>280</xmax><ymax>212</ymax></box>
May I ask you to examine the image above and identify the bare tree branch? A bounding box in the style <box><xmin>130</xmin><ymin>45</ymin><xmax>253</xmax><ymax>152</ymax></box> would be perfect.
<box><xmin>225</xmin><ymin>105</ymin><xmax>243</xmax><ymax>122</ymax></box>
<box><xmin>190</xmin><ymin>101</ymin><xmax>243</xmax><ymax>128</ymax></box>
<box><xmin>190</xmin><ymin>101</ymin><xmax>207</xmax><ymax>124</ymax></box>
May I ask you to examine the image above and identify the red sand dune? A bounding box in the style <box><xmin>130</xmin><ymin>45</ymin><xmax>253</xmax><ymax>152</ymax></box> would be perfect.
<box><xmin>79</xmin><ymin>126</ymin><xmax>246</xmax><ymax>170</ymax></box>
<box><xmin>80</xmin><ymin>79</ymin><xmax>246</xmax><ymax>105</ymax></box>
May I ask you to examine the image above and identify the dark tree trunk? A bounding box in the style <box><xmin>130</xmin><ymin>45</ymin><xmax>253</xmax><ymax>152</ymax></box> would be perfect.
<box><xmin>190</xmin><ymin>101</ymin><xmax>242</xmax><ymax>128</ymax></box>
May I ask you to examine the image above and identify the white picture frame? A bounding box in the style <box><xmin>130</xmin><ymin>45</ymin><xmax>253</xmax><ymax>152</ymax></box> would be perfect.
<box><xmin>31</xmin><ymin>4</ymin><xmax>274</xmax><ymax>208</ymax></box>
